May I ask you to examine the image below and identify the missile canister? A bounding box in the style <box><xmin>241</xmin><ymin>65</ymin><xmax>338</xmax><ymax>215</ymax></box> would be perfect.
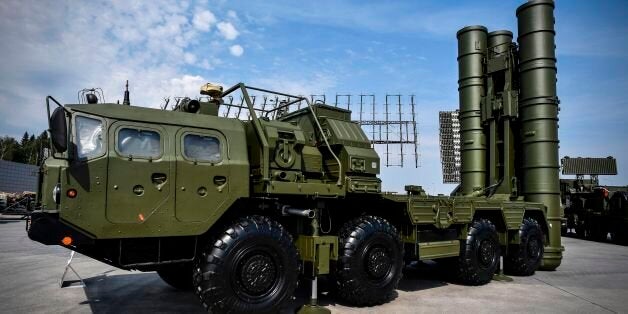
<box><xmin>488</xmin><ymin>30</ymin><xmax>513</xmax><ymax>56</ymax></box>
<box><xmin>457</xmin><ymin>25</ymin><xmax>487</xmax><ymax>195</ymax></box>
<box><xmin>517</xmin><ymin>0</ymin><xmax>562</xmax><ymax>270</ymax></box>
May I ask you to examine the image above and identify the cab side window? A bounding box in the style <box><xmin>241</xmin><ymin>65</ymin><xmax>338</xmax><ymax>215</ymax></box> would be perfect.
<box><xmin>183</xmin><ymin>134</ymin><xmax>221</xmax><ymax>162</ymax></box>
<box><xmin>117</xmin><ymin>128</ymin><xmax>161</xmax><ymax>158</ymax></box>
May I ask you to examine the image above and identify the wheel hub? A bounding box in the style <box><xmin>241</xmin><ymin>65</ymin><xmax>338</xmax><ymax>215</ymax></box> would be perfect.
<box><xmin>366</xmin><ymin>247</ymin><xmax>392</xmax><ymax>279</ymax></box>
<box><xmin>238</xmin><ymin>253</ymin><xmax>277</xmax><ymax>295</ymax></box>
<box><xmin>478</xmin><ymin>239</ymin><xmax>496</xmax><ymax>268</ymax></box>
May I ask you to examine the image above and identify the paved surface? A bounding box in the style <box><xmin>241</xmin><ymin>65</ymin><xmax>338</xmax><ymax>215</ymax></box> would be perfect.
<box><xmin>1</xmin><ymin>214</ymin><xmax>628</xmax><ymax>313</ymax></box>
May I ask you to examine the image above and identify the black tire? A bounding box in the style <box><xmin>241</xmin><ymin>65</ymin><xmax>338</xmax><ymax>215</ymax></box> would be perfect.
<box><xmin>193</xmin><ymin>216</ymin><xmax>298</xmax><ymax>313</ymax></box>
<box><xmin>574</xmin><ymin>214</ymin><xmax>586</xmax><ymax>238</ymax></box>
<box><xmin>589</xmin><ymin>220</ymin><xmax>608</xmax><ymax>242</ymax></box>
<box><xmin>335</xmin><ymin>215</ymin><xmax>403</xmax><ymax>306</ymax></box>
<box><xmin>157</xmin><ymin>262</ymin><xmax>194</xmax><ymax>290</ymax></box>
<box><xmin>454</xmin><ymin>219</ymin><xmax>501</xmax><ymax>285</ymax></box>
<box><xmin>505</xmin><ymin>218</ymin><xmax>544</xmax><ymax>276</ymax></box>
<box><xmin>611</xmin><ymin>222</ymin><xmax>628</xmax><ymax>245</ymax></box>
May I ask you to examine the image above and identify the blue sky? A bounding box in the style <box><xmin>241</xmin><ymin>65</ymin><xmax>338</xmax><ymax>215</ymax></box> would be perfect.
<box><xmin>1</xmin><ymin>0</ymin><xmax>627</xmax><ymax>193</ymax></box>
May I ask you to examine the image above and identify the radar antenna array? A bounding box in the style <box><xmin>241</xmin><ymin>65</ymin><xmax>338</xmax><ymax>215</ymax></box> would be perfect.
<box><xmin>198</xmin><ymin>91</ymin><xmax>420</xmax><ymax>168</ymax></box>
<box><xmin>439</xmin><ymin>110</ymin><xmax>461</xmax><ymax>183</ymax></box>
<box><xmin>334</xmin><ymin>94</ymin><xmax>419</xmax><ymax>168</ymax></box>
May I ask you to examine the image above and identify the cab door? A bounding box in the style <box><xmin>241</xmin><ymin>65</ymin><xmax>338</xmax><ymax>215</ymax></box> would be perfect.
<box><xmin>175</xmin><ymin>128</ymin><xmax>230</xmax><ymax>222</ymax></box>
<box><xmin>106</xmin><ymin>122</ymin><xmax>171</xmax><ymax>224</ymax></box>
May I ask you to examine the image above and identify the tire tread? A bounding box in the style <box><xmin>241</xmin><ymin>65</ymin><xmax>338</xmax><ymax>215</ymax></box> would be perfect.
<box><xmin>193</xmin><ymin>215</ymin><xmax>298</xmax><ymax>313</ymax></box>
<box><xmin>336</xmin><ymin>215</ymin><xmax>403</xmax><ymax>306</ymax></box>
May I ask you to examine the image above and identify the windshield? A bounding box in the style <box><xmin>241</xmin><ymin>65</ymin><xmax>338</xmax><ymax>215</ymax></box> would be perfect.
<box><xmin>76</xmin><ymin>116</ymin><xmax>104</xmax><ymax>159</ymax></box>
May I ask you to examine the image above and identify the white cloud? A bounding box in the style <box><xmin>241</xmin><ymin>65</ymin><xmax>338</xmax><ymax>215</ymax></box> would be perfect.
<box><xmin>166</xmin><ymin>75</ymin><xmax>207</xmax><ymax>98</ymax></box>
<box><xmin>184</xmin><ymin>52</ymin><xmax>197</xmax><ymax>64</ymax></box>
<box><xmin>193</xmin><ymin>10</ymin><xmax>217</xmax><ymax>32</ymax></box>
<box><xmin>200</xmin><ymin>59</ymin><xmax>213</xmax><ymax>70</ymax></box>
<box><xmin>229</xmin><ymin>45</ymin><xmax>244</xmax><ymax>57</ymax></box>
<box><xmin>217</xmin><ymin>21</ymin><xmax>239</xmax><ymax>40</ymax></box>
<box><xmin>0</xmin><ymin>0</ymin><xmax>249</xmax><ymax>138</ymax></box>
<box><xmin>227</xmin><ymin>10</ymin><xmax>238</xmax><ymax>20</ymax></box>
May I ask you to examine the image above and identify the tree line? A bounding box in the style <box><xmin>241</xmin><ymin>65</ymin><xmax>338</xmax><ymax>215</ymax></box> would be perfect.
<box><xmin>0</xmin><ymin>131</ymin><xmax>49</xmax><ymax>166</ymax></box>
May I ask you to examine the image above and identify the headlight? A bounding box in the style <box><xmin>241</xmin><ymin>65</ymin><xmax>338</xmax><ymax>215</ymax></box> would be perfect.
<box><xmin>76</xmin><ymin>116</ymin><xmax>103</xmax><ymax>159</ymax></box>
<box><xmin>52</xmin><ymin>183</ymin><xmax>61</xmax><ymax>204</ymax></box>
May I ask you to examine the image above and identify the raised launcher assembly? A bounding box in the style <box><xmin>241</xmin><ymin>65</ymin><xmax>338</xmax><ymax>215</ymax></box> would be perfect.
<box><xmin>440</xmin><ymin>0</ymin><xmax>563</xmax><ymax>269</ymax></box>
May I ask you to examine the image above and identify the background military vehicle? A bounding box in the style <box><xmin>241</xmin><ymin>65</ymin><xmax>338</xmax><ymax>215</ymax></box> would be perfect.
<box><xmin>27</xmin><ymin>0</ymin><xmax>563</xmax><ymax>312</ymax></box>
<box><xmin>560</xmin><ymin>156</ymin><xmax>628</xmax><ymax>244</ymax></box>
<box><xmin>0</xmin><ymin>191</ymin><xmax>35</xmax><ymax>214</ymax></box>
<box><xmin>0</xmin><ymin>193</ymin><xmax>6</xmax><ymax>211</ymax></box>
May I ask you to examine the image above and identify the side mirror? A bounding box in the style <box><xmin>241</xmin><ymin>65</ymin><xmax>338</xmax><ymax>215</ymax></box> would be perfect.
<box><xmin>50</xmin><ymin>107</ymin><xmax>68</xmax><ymax>153</ymax></box>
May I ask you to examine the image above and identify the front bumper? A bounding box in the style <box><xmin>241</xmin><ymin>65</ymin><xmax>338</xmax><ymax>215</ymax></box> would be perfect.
<box><xmin>27</xmin><ymin>212</ymin><xmax>93</xmax><ymax>246</ymax></box>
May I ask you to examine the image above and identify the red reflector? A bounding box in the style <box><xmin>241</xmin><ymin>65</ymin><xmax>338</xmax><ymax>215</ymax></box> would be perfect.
<box><xmin>61</xmin><ymin>236</ymin><xmax>73</xmax><ymax>246</ymax></box>
<box><xmin>67</xmin><ymin>189</ymin><xmax>77</xmax><ymax>198</ymax></box>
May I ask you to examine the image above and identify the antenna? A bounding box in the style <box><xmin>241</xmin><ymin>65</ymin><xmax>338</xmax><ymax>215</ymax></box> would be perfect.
<box><xmin>351</xmin><ymin>94</ymin><xmax>419</xmax><ymax>168</ymax></box>
<box><xmin>561</xmin><ymin>156</ymin><xmax>617</xmax><ymax>185</ymax></box>
<box><xmin>217</xmin><ymin>91</ymin><xmax>420</xmax><ymax>168</ymax></box>
<box><xmin>439</xmin><ymin>110</ymin><xmax>461</xmax><ymax>183</ymax></box>
<box><xmin>123</xmin><ymin>80</ymin><xmax>130</xmax><ymax>105</ymax></box>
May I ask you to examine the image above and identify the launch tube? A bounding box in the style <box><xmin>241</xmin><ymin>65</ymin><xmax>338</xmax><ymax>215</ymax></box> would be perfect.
<box><xmin>457</xmin><ymin>25</ymin><xmax>488</xmax><ymax>195</ymax></box>
<box><xmin>517</xmin><ymin>0</ymin><xmax>562</xmax><ymax>270</ymax></box>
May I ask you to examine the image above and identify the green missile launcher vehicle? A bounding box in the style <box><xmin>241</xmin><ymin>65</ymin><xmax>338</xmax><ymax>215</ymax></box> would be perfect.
<box><xmin>27</xmin><ymin>0</ymin><xmax>563</xmax><ymax>312</ymax></box>
<box><xmin>560</xmin><ymin>156</ymin><xmax>628</xmax><ymax>244</ymax></box>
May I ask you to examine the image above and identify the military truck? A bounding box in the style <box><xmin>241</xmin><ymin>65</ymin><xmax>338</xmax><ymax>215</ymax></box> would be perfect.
<box><xmin>27</xmin><ymin>0</ymin><xmax>563</xmax><ymax>312</ymax></box>
<box><xmin>560</xmin><ymin>156</ymin><xmax>628</xmax><ymax>244</ymax></box>
<box><xmin>609</xmin><ymin>190</ymin><xmax>628</xmax><ymax>244</ymax></box>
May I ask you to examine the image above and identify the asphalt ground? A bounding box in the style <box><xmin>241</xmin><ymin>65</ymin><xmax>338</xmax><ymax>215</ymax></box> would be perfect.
<box><xmin>1</xmin><ymin>214</ymin><xmax>628</xmax><ymax>313</ymax></box>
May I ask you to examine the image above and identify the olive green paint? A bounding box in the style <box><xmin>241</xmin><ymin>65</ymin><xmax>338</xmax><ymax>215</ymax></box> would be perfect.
<box><xmin>457</xmin><ymin>26</ymin><xmax>488</xmax><ymax>195</ymax></box>
<box><xmin>517</xmin><ymin>0</ymin><xmax>562</xmax><ymax>270</ymax></box>
<box><xmin>295</xmin><ymin>235</ymin><xmax>338</xmax><ymax>275</ymax></box>
<box><xmin>49</xmin><ymin>104</ymin><xmax>250</xmax><ymax>239</ymax></box>
<box><xmin>33</xmin><ymin>1</ymin><xmax>564</xmax><ymax>281</ymax></box>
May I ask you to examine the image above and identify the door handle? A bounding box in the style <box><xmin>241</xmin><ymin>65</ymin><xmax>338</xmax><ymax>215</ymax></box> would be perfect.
<box><xmin>151</xmin><ymin>173</ymin><xmax>167</xmax><ymax>190</ymax></box>
<box><xmin>213</xmin><ymin>176</ymin><xmax>227</xmax><ymax>186</ymax></box>
<box><xmin>152</xmin><ymin>173</ymin><xmax>167</xmax><ymax>184</ymax></box>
